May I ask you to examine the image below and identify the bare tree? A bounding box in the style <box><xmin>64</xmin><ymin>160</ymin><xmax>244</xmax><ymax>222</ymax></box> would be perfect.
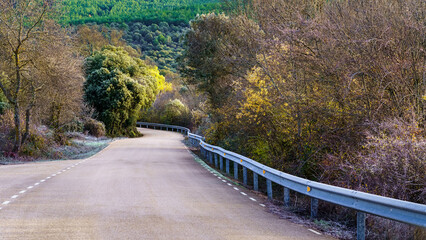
<box><xmin>0</xmin><ymin>0</ymin><xmax>53</xmax><ymax>151</ymax></box>
<box><xmin>0</xmin><ymin>0</ymin><xmax>83</xmax><ymax>152</ymax></box>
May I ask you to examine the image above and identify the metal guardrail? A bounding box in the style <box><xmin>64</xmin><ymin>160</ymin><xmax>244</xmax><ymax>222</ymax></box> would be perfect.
<box><xmin>137</xmin><ymin>122</ymin><xmax>426</xmax><ymax>240</ymax></box>
<box><xmin>137</xmin><ymin>122</ymin><xmax>190</xmax><ymax>134</ymax></box>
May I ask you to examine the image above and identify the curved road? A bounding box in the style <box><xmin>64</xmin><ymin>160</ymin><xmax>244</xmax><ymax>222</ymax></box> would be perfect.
<box><xmin>0</xmin><ymin>128</ymin><xmax>333</xmax><ymax>239</ymax></box>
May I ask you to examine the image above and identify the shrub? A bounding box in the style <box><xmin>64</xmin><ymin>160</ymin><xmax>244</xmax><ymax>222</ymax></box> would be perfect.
<box><xmin>322</xmin><ymin>119</ymin><xmax>426</xmax><ymax>239</ymax></box>
<box><xmin>330</xmin><ymin>119</ymin><xmax>426</xmax><ymax>204</ymax></box>
<box><xmin>0</xmin><ymin>110</ymin><xmax>16</xmax><ymax>154</ymax></box>
<box><xmin>53</xmin><ymin>131</ymin><xmax>70</xmax><ymax>146</ymax></box>
<box><xmin>160</xmin><ymin>99</ymin><xmax>191</xmax><ymax>126</ymax></box>
<box><xmin>20</xmin><ymin>132</ymin><xmax>48</xmax><ymax>157</ymax></box>
<box><xmin>83</xmin><ymin>118</ymin><xmax>106</xmax><ymax>138</ymax></box>
<box><xmin>0</xmin><ymin>91</ymin><xmax>8</xmax><ymax>115</ymax></box>
<box><xmin>60</xmin><ymin>118</ymin><xmax>84</xmax><ymax>133</ymax></box>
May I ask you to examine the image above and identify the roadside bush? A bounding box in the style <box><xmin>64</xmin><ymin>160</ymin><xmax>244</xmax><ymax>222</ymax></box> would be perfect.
<box><xmin>53</xmin><ymin>131</ymin><xmax>70</xmax><ymax>146</ymax></box>
<box><xmin>0</xmin><ymin>92</ymin><xmax>8</xmax><ymax>115</ymax></box>
<box><xmin>160</xmin><ymin>99</ymin><xmax>191</xmax><ymax>127</ymax></box>
<box><xmin>0</xmin><ymin>110</ymin><xmax>15</xmax><ymax>155</ymax></box>
<box><xmin>321</xmin><ymin>119</ymin><xmax>426</xmax><ymax>239</ymax></box>
<box><xmin>20</xmin><ymin>132</ymin><xmax>49</xmax><ymax>157</ymax></box>
<box><xmin>325</xmin><ymin>119</ymin><xmax>426</xmax><ymax>204</ymax></box>
<box><xmin>83</xmin><ymin>118</ymin><xmax>106</xmax><ymax>138</ymax></box>
<box><xmin>60</xmin><ymin>118</ymin><xmax>84</xmax><ymax>133</ymax></box>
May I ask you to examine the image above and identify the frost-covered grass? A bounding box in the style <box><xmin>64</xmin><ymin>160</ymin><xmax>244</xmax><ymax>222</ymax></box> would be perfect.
<box><xmin>51</xmin><ymin>138</ymin><xmax>112</xmax><ymax>160</ymax></box>
<box><xmin>0</xmin><ymin>132</ymin><xmax>114</xmax><ymax>165</ymax></box>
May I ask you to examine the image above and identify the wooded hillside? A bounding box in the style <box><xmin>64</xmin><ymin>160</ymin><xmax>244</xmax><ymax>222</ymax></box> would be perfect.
<box><xmin>61</xmin><ymin>0</ymin><xmax>220</xmax><ymax>24</ymax></box>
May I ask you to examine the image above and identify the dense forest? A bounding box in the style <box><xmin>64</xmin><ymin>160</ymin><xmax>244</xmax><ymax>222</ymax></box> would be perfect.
<box><xmin>122</xmin><ymin>21</ymin><xmax>188</xmax><ymax>71</ymax></box>
<box><xmin>61</xmin><ymin>0</ymin><xmax>220</xmax><ymax>24</ymax></box>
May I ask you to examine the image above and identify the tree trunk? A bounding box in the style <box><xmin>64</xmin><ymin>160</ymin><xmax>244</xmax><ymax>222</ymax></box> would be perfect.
<box><xmin>13</xmin><ymin>47</ymin><xmax>22</xmax><ymax>153</ymax></box>
<box><xmin>21</xmin><ymin>107</ymin><xmax>32</xmax><ymax>145</ymax></box>
<box><xmin>12</xmin><ymin>103</ymin><xmax>21</xmax><ymax>152</ymax></box>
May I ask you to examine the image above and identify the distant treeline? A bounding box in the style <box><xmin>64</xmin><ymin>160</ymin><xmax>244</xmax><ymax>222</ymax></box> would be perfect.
<box><xmin>61</xmin><ymin>0</ymin><xmax>220</xmax><ymax>24</ymax></box>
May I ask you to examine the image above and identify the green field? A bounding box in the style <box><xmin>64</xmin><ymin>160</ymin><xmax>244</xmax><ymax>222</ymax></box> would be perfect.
<box><xmin>61</xmin><ymin>0</ymin><xmax>220</xmax><ymax>24</ymax></box>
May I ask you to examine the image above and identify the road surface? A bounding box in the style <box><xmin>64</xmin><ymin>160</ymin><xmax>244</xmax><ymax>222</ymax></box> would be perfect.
<box><xmin>0</xmin><ymin>128</ymin><xmax>333</xmax><ymax>239</ymax></box>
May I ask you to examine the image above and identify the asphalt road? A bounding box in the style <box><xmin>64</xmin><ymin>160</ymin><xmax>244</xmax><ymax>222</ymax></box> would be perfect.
<box><xmin>0</xmin><ymin>128</ymin><xmax>333</xmax><ymax>240</ymax></box>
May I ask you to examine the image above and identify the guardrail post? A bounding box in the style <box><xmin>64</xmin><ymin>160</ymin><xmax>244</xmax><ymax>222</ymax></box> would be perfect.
<box><xmin>214</xmin><ymin>153</ymin><xmax>218</xmax><ymax>168</ymax></box>
<box><xmin>243</xmin><ymin>167</ymin><xmax>247</xmax><ymax>185</ymax></box>
<box><xmin>267</xmin><ymin>179</ymin><xmax>273</xmax><ymax>199</ymax></box>
<box><xmin>311</xmin><ymin>198</ymin><xmax>318</xmax><ymax>218</ymax></box>
<box><xmin>219</xmin><ymin>156</ymin><xmax>223</xmax><ymax>171</ymax></box>
<box><xmin>226</xmin><ymin>159</ymin><xmax>230</xmax><ymax>175</ymax></box>
<box><xmin>209</xmin><ymin>151</ymin><xmax>213</xmax><ymax>164</ymax></box>
<box><xmin>233</xmin><ymin>162</ymin><xmax>238</xmax><ymax>180</ymax></box>
<box><xmin>253</xmin><ymin>173</ymin><xmax>258</xmax><ymax>191</ymax></box>
<box><xmin>284</xmin><ymin>187</ymin><xmax>290</xmax><ymax>207</ymax></box>
<box><xmin>357</xmin><ymin>212</ymin><xmax>366</xmax><ymax>240</ymax></box>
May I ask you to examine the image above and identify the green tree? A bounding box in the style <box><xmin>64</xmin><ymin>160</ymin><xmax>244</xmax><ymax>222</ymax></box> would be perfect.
<box><xmin>84</xmin><ymin>46</ymin><xmax>166</xmax><ymax>137</ymax></box>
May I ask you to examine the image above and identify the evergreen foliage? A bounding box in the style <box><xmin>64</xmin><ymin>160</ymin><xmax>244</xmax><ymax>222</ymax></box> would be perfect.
<box><xmin>61</xmin><ymin>0</ymin><xmax>220</xmax><ymax>24</ymax></box>
<box><xmin>84</xmin><ymin>46</ymin><xmax>166</xmax><ymax>137</ymax></box>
